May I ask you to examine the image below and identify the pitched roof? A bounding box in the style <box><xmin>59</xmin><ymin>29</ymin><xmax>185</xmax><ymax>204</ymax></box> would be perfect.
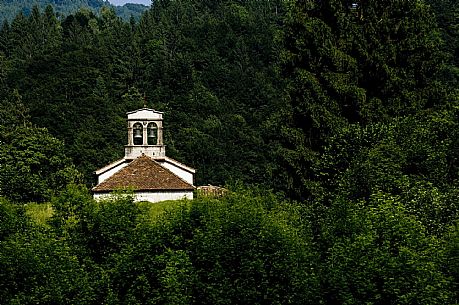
<box><xmin>92</xmin><ymin>155</ymin><xmax>194</xmax><ymax>193</ymax></box>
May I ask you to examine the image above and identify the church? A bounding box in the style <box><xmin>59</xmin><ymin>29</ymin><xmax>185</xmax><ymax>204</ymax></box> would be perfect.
<box><xmin>92</xmin><ymin>108</ymin><xmax>195</xmax><ymax>202</ymax></box>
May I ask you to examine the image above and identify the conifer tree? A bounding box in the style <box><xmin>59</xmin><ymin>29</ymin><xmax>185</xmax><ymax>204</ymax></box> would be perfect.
<box><xmin>273</xmin><ymin>0</ymin><xmax>450</xmax><ymax>199</ymax></box>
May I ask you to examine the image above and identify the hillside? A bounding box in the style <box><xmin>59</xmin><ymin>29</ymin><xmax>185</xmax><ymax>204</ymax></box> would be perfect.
<box><xmin>0</xmin><ymin>0</ymin><xmax>148</xmax><ymax>25</ymax></box>
<box><xmin>0</xmin><ymin>0</ymin><xmax>458</xmax><ymax>302</ymax></box>
<box><xmin>114</xmin><ymin>2</ymin><xmax>149</xmax><ymax>19</ymax></box>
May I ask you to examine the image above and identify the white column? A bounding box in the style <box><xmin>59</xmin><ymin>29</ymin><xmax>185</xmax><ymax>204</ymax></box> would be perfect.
<box><xmin>143</xmin><ymin>122</ymin><xmax>147</xmax><ymax>146</ymax></box>
<box><xmin>127</xmin><ymin>125</ymin><xmax>133</xmax><ymax>145</ymax></box>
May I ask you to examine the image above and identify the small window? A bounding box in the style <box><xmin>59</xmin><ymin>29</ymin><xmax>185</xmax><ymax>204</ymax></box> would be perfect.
<box><xmin>133</xmin><ymin>123</ymin><xmax>143</xmax><ymax>145</ymax></box>
<box><xmin>147</xmin><ymin>122</ymin><xmax>158</xmax><ymax>145</ymax></box>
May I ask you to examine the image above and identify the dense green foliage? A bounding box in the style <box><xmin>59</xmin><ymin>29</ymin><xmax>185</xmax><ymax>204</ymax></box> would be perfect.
<box><xmin>1</xmin><ymin>1</ymin><xmax>284</xmax><ymax>186</ymax></box>
<box><xmin>0</xmin><ymin>0</ymin><xmax>455</xmax><ymax>191</ymax></box>
<box><xmin>0</xmin><ymin>125</ymin><xmax>80</xmax><ymax>202</ymax></box>
<box><xmin>0</xmin><ymin>90</ymin><xmax>81</xmax><ymax>202</ymax></box>
<box><xmin>0</xmin><ymin>189</ymin><xmax>457</xmax><ymax>304</ymax></box>
<box><xmin>0</xmin><ymin>0</ymin><xmax>148</xmax><ymax>25</ymax></box>
<box><xmin>0</xmin><ymin>0</ymin><xmax>458</xmax><ymax>303</ymax></box>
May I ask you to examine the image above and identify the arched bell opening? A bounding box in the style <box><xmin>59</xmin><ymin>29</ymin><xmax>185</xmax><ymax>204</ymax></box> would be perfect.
<box><xmin>133</xmin><ymin>122</ymin><xmax>143</xmax><ymax>145</ymax></box>
<box><xmin>147</xmin><ymin>122</ymin><xmax>158</xmax><ymax>145</ymax></box>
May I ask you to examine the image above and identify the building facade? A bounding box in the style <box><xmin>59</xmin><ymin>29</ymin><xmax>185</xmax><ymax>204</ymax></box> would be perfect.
<box><xmin>92</xmin><ymin>108</ymin><xmax>195</xmax><ymax>202</ymax></box>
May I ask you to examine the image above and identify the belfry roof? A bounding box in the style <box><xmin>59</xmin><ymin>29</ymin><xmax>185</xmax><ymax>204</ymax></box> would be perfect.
<box><xmin>92</xmin><ymin>154</ymin><xmax>194</xmax><ymax>193</ymax></box>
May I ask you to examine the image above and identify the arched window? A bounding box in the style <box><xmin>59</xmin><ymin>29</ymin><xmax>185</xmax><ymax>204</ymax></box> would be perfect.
<box><xmin>147</xmin><ymin>122</ymin><xmax>158</xmax><ymax>145</ymax></box>
<box><xmin>133</xmin><ymin>122</ymin><xmax>143</xmax><ymax>145</ymax></box>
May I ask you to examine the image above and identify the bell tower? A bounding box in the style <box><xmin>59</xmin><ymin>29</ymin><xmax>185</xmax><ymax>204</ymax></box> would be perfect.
<box><xmin>124</xmin><ymin>108</ymin><xmax>165</xmax><ymax>159</ymax></box>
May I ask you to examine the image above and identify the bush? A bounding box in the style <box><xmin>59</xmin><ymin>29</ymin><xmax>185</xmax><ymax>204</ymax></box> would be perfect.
<box><xmin>107</xmin><ymin>191</ymin><xmax>321</xmax><ymax>304</ymax></box>
<box><xmin>320</xmin><ymin>193</ymin><xmax>454</xmax><ymax>304</ymax></box>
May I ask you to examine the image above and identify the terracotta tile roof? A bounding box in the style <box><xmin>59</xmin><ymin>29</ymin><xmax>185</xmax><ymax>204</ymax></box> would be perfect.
<box><xmin>92</xmin><ymin>155</ymin><xmax>194</xmax><ymax>192</ymax></box>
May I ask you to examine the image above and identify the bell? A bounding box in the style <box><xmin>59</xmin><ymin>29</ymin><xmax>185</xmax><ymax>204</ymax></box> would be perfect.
<box><xmin>134</xmin><ymin>129</ymin><xmax>142</xmax><ymax>138</ymax></box>
<box><xmin>148</xmin><ymin>128</ymin><xmax>156</xmax><ymax>138</ymax></box>
<box><xmin>147</xmin><ymin>126</ymin><xmax>157</xmax><ymax>145</ymax></box>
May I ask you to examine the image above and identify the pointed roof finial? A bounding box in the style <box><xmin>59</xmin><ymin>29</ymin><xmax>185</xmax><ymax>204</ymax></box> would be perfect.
<box><xmin>143</xmin><ymin>93</ymin><xmax>147</xmax><ymax>108</ymax></box>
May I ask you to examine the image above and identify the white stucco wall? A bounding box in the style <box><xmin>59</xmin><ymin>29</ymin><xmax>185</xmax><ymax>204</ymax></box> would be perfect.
<box><xmin>93</xmin><ymin>191</ymin><xmax>193</xmax><ymax>203</ymax></box>
<box><xmin>125</xmin><ymin>145</ymin><xmax>166</xmax><ymax>159</ymax></box>
<box><xmin>134</xmin><ymin>191</ymin><xmax>193</xmax><ymax>202</ymax></box>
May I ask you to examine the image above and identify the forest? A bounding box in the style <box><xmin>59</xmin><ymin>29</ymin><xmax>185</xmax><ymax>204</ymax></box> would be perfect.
<box><xmin>0</xmin><ymin>0</ymin><xmax>148</xmax><ymax>24</ymax></box>
<box><xmin>0</xmin><ymin>0</ymin><xmax>458</xmax><ymax>303</ymax></box>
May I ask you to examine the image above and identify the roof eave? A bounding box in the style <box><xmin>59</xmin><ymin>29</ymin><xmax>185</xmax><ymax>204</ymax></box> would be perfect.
<box><xmin>94</xmin><ymin>158</ymin><xmax>127</xmax><ymax>175</ymax></box>
<box><xmin>162</xmin><ymin>157</ymin><xmax>196</xmax><ymax>173</ymax></box>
